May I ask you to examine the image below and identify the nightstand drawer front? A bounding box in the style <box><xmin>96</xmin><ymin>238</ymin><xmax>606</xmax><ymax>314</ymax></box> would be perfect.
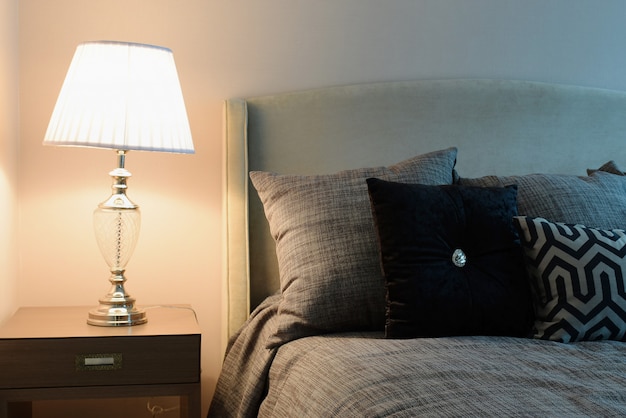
<box><xmin>0</xmin><ymin>335</ymin><xmax>200</xmax><ymax>389</ymax></box>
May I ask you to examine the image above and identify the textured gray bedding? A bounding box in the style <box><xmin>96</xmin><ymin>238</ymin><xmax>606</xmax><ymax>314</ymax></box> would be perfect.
<box><xmin>209</xmin><ymin>295</ymin><xmax>626</xmax><ymax>417</ymax></box>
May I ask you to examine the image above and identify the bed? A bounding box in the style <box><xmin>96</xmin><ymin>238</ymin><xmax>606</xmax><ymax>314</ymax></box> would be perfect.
<box><xmin>209</xmin><ymin>79</ymin><xmax>626</xmax><ymax>417</ymax></box>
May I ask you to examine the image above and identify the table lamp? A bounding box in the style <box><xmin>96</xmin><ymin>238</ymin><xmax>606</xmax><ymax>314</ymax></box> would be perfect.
<box><xmin>43</xmin><ymin>41</ymin><xmax>194</xmax><ymax>326</ymax></box>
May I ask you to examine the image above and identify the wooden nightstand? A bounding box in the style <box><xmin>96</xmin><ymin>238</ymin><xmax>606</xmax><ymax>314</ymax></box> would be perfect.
<box><xmin>0</xmin><ymin>306</ymin><xmax>201</xmax><ymax>418</ymax></box>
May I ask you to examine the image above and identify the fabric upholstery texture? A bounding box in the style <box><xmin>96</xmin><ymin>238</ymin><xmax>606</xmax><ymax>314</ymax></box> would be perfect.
<box><xmin>459</xmin><ymin>171</ymin><xmax>626</xmax><ymax>230</ymax></box>
<box><xmin>514</xmin><ymin>216</ymin><xmax>626</xmax><ymax>342</ymax></box>
<box><xmin>367</xmin><ymin>179</ymin><xmax>533</xmax><ymax>338</ymax></box>
<box><xmin>250</xmin><ymin>148</ymin><xmax>457</xmax><ymax>347</ymax></box>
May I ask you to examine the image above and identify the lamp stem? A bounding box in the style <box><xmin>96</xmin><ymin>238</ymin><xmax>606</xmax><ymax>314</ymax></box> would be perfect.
<box><xmin>88</xmin><ymin>150</ymin><xmax>147</xmax><ymax>326</ymax></box>
<box><xmin>117</xmin><ymin>149</ymin><xmax>126</xmax><ymax>168</ymax></box>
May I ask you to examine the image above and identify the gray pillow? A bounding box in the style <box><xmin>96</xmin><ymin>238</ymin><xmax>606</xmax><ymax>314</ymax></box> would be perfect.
<box><xmin>459</xmin><ymin>169</ymin><xmax>626</xmax><ymax>230</ymax></box>
<box><xmin>587</xmin><ymin>160</ymin><xmax>625</xmax><ymax>176</ymax></box>
<box><xmin>250</xmin><ymin>147</ymin><xmax>458</xmax><ymax>347</ymax></box>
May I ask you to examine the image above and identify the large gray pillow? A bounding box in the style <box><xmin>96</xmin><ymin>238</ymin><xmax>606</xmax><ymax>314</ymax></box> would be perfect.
<box><xmin>251</xmin><ymin>147</ymin><xmax>458</xmax><ymax>347</ymax></box>
<box><xmin>459</xmin><ymin>168</ymin><xmax>626</xmax><ymax>230</ymax></box>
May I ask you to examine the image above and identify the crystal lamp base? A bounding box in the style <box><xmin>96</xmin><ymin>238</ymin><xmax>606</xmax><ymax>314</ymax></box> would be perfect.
<box><xmin>89</xmin><ymin>150</ymin><xmax>147</xmax><ymax>327</ymax></box>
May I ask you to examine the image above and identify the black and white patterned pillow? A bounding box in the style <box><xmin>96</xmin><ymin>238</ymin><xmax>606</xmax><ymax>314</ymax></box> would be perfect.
<box><xmin>513</xmin><ymin>216</ymin><xmax>626</xmax><ymax>342</ymax></box>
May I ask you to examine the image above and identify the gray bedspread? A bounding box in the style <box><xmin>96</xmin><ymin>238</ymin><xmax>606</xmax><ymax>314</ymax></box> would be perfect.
<box><xmin>209</xmin><ymin>295</ymin><xmax>626</xmax><ymax>417</ymax></box>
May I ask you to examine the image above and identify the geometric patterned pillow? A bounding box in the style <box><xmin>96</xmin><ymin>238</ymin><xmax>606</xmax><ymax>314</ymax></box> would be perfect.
<box><xmin>513</xmin><ymin>216</ymin><xmax>626</xmax><ymax>342</ymax></box>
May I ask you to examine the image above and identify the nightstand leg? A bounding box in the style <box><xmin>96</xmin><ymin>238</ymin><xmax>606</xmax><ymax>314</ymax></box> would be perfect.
<box><xmin>4</xmin><ymin>401</ymin><xmax>32</xmax><ymax>418</ymax></box>
<box><xmin>180</xmin><ymin>387</ymin><xmax>201</xmax><ymax>418</ymax></box>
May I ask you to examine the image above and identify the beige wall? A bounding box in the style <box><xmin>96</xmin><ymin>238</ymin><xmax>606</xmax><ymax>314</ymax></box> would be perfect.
<box><xmin>14</xmin><ymin>0</ymin><xmax>626</xmax><ymax>416</ymax></box>
<box><xmin>0</xmin><ymin>0</ymin><xmax>19</xmax><ymax>323</ymax></box>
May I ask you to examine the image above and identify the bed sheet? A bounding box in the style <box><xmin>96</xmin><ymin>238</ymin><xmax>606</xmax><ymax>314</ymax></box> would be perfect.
<box><xmin>209</xmin><ymin>295</ymin><xmax>626</xmax><ymax>417</ymax></box>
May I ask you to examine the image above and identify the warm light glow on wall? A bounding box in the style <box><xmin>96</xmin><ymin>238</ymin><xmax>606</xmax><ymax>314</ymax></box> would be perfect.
<box><xmin>0</xmin><ymin>165</ymin><xmax>17</xmax><ymax>322</ymax></box>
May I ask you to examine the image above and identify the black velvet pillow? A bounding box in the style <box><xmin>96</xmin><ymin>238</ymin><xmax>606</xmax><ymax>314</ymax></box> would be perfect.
<box><xmin>366</xmin><ymin>179</ymin><xmax>533</xmax><ymax>339</ymax></box>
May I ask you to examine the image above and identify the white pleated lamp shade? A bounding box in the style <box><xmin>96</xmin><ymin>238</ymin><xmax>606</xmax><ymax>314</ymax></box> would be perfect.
<box><xmin>44</xmin><ymin>41</ymin><xmax>194</xmax><ymax>154</ymax></box>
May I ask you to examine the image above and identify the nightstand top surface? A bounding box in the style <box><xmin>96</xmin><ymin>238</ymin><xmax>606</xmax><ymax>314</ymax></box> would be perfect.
<box><xmin>0</xmin><ymin>305</ymin><xmax>201</xmax><ymax>339</ymax></box>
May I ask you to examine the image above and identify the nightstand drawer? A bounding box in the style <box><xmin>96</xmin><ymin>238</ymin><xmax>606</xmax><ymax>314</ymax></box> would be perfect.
<box><xmin>0</xmin><ymin>334</ymin><xmax>200</xmax><ymax>389</ymax></box>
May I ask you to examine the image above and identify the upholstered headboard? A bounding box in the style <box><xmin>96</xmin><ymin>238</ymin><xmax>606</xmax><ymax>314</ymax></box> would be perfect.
<box><xmin>223</xmin><ymin>79</ymin><xmax>626</xmax><ymax>338</ymax></box>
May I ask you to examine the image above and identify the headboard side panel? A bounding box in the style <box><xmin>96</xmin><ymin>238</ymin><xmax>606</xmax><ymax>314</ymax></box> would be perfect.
<box><xmin>223</xmin><ymin>99</ymin><xmax>250</xmax><ymax>339</ymax></box>
<box><xmin>224</xmin><ymin>79</ymin><xmax>626</xmax><ymax>336</ymax></box>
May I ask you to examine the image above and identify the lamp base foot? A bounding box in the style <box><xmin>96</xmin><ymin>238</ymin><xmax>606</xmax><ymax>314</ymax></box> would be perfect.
<box><xmin>87</xmin><ymin>305</ymin><xmax>147</xmax><ymax>327</ymax></box>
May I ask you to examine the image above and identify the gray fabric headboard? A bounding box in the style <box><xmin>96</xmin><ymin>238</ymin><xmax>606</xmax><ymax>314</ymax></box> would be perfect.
<box><xmin>223</xmin><ymin>79</ymin><xmax>626</xmax><ymax>339</ymax></box>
